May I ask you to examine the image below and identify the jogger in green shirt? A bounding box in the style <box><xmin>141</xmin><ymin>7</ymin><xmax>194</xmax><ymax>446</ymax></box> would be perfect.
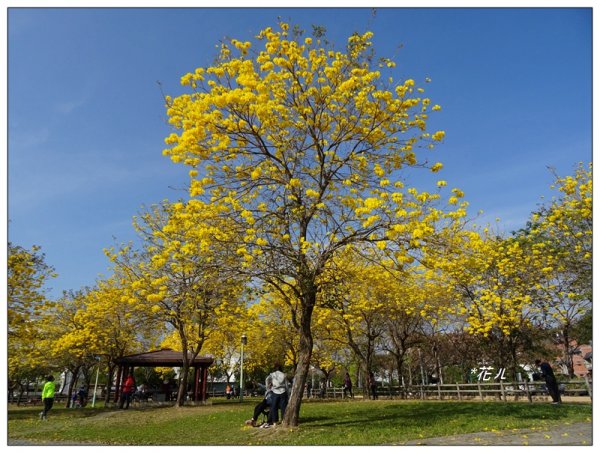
<box><xmin>40</xmin><ymin>375</ymin><xmax>55</xmax><ymax>420</ymax></box>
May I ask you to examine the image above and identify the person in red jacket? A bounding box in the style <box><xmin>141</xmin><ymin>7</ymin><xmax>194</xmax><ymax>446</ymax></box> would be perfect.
<box><xmin>119</xmin><ymin>374</ymin><xmax>136</xmax><ymax>409</ymax></box>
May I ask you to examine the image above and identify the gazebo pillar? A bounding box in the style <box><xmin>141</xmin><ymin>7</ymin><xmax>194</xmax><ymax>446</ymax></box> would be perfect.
<box><xmin>201</xmin><ymin>365</ymin><xmax>209</xmax><ymax>402</ymax></box>
<box><xmin>114</xmin><ymin>365</ymin><xmax>123</xmax><ymax>403</ymax></box>
<box><xmin>193</xmin><ymin>366</ymin><xmax>201</xmax><ymax>401</ymax></box>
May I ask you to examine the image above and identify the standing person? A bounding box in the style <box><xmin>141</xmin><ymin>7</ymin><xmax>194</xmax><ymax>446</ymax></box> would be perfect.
<box><xmin>343</xmin><ymin>372</ymin><xmax>354</xmax><ymax>399</ymax></box>
<box><xmin>306</xmin><ymin>379</ymin><xmax>312</xmax><ymax>399</ymax></box>
<box><xmin>369</xmin><ymin>371</ymin><xmax>378</xmax><ymax>400</ymax></box>
<box><xmin>119</xmin><ymin>374</ymin><xmax>135</xmax><ymax>409</ymax></box>
<box><xmin>535</xmin><ymin>359</ymin><xmax>562</xmax><ymax>404</ymax></box>
<box><xmin>71</xmin><ymin>391</ymin><xmax>79</xmax><ymax>408</ymax></box>
<box><xmin>77</xmin><ymin>385</ymin><xmax>88</xmax><ymax>407</ymax></box>
<box><xmin>264</xmin><ymin>363</ymin><xmax>289</xmax><ymax>427</ymax></box>
<box><xmin>160</xmin><ymin>380</ymin><xmax>173</xmax><ymax>401</ymax></box>
<box><xmin>39</xmin><ymin>375</ymin><xmax>55</xmax><ymax>420</ymax></box>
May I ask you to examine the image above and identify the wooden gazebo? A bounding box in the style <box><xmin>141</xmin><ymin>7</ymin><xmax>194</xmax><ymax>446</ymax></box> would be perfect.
<box><xmin>114</xmin><ymin>348</ymin><xmax>214</xmax><ymax>403</ymax></box>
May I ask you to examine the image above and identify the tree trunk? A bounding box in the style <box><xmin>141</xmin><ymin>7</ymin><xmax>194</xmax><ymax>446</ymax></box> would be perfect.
<box><xmin>176</xmin><ymin>362</ymin><xmax>190</xmax><ymax>406</ymax></box>
<box><xmin>176</xmin><ymin>325</ymin><xmax>191</xmax><ymax>407</ymax></box>
<box><xmin>562</xmin><ymin>328</ymin><xmax>575</xmax><ymax>377</ymax></box>
<box><xmin>509</xmin><ymin>336</ymin><xmax>519</xmax><ymax>381</ymax></box>
<box><xmin>395</xmin><ymin>354</ymin><xmax>404</xmax><ymax>398</ymax></box>
<box><xmin>16</xmin><ymin>383</ymin><xmax>25</xmax><ymax>407</ymax></box>
<box><xmin>65</xmin><ymin>366</ymin><xmax>81</xmax><ymax>408</ymax></box>
<box><xmin>104</xmin><ymin>364</ymin><xmax>115</xmax><ymax>405</ymax></box>
<box><xmin>282</xmin><ymin>290</ymin><xmax>315</xmax><ymax>427</ymax></box>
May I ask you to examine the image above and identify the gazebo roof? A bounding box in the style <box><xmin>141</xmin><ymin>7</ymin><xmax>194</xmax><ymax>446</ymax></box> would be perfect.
<box><xmin>115</xmin><ymin>348</ymin><xmax>214</xmax><ymax>367</ymax></box>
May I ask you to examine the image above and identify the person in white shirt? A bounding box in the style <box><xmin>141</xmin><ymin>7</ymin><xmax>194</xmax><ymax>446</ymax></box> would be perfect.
<box><xmin>264</xmin><ymin>362</ymin><xmax>289</xmax><ymax>426</ymax></box>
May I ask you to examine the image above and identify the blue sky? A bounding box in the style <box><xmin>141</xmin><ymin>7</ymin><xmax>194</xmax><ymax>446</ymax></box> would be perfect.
<box><xmin>5</xmin><ymin>6</ymin><xmax>593</xmax><ymax>299</ymax></box>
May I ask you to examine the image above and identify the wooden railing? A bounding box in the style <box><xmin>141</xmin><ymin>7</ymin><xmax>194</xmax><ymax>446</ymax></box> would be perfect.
<box><xmin>307</xmin><ymin>378</ymin><xmax>592</xmax><ymax>402</ymax></box>
<box><xmin>10</xmin><ymin>380</ymin><xmax>591</xmax><ymax>405</ymax></box>
<box><xmin>8</xmin><ymin>393</ymin><xmax>69</xmax><ymax>406</ymax></box>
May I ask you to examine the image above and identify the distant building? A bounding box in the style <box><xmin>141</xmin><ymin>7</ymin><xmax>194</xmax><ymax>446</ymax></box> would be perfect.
<box><xmin>571</xmin><ymin>343</ymin><xmax>592</xmax><ymax>377</ymax></box>
<box><xmin>556</xmin><ymin>341</ymin><xmax>592</xmax><ymax>377</ymax></box>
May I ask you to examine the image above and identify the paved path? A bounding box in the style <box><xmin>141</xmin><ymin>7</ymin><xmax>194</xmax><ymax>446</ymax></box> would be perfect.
<box><xmin>8</xmin><ymin>438</ymin><xmax>102</xmax><ymax>446</ymax></box>
<box><xmin>401</xmin><ymin>421</ymin><xmax>592</xmax><ymax>446</ymax></box>
<box><xmin>8</xmin><ymin>422</ymin><xmax>592</xmax><ymax>447</ymax></box>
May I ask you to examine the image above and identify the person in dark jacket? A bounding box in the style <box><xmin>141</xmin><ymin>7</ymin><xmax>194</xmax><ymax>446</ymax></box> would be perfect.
<box><xmin>245</xmin><ymin>386</ymin><xmax>273</xmax><ymax>427</ymax></box>
<box><xmin>535</xmin><ymin>359</ymin><xmax>562</xmax><ymax>404</ymax></box>
<box><xmin>306</xmin><ymin>380</ymin><xmax>312</xmax><ymax>399</ymax></box>
<box><xmin>77</xmin><ymin>385</ymin><xmax>88</xmax><ymax>407</ymax></box>
<box><xmin>369</xmin><ymin>371</ymin><xmax>378</xmax><ymax>400</ymax></box>
<box><xmin>343</xmin><ymin>372</ymin><xmax>354</xmax><ymax>398</ymax></box>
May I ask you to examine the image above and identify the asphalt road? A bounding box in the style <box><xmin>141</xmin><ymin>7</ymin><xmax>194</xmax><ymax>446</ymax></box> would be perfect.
<box><xmin>400</xmin><ymin>421</ymin><xmax>592</xmax><ymax>446</ymax></box>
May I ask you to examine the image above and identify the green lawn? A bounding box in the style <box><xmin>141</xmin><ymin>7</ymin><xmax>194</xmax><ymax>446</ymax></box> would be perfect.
<box><xmin>7</xmin><ymin>398</ymin><xmax>592</xmax><ymax>445</ymax></box>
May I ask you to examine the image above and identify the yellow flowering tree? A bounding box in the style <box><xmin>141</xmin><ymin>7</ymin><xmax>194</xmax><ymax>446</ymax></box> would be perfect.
<box><xmin>107</xmin><ymin>200</ymin><xmax>248</xmax><ymax>406</ymax></box>
<box><xmin>163</xmin><ymin>23</ymin><xmax>455</xmax><ymax>425</ymax></box>
<box><xmin>426</xmin><ymin>228</ymin><xmax>546</xmax><ymax>378</ymax></box>
<box><xmin>77</xmin><ymin>278</ymin><xmax>156</xmax><ymax>404</ymax></box>
<box><xmin>318</xmin><ymin>250</ymin><xmax>389</xmax><ymax>392</ymax></box>
<box><xmin>8</xmin><ymin>243</ymin><xmax>56</xmax><ymax>340</ymax></box>
<box><xmin>520</xmin><ymin>163</ymin><xmax>592</xmax><ymax>376</ymax></box>
<box><xmin>7</xmin><ymin>243</ymin><xmax>57</xmax><ymax>399</ymax></box>
<box><xmin>317</xmin><ymin>247</ymin><xmax>454</xmax><ymax>391</ymax></box>
<box><xmin>36</xmin><ymin>289</ymin><xmax>98</xmax><ymax>406</ymax></box>
<box><xmin>192</xmin><ymin>302</ymin><xmax>255</xmax><ymax>390</ymax></box>
<box><xmin>310</xmin><ymin>301</ymin><xmax>350</xmax><ymax>388</ymax></box>
<box><xmin>382</xmin><ymin>266</ymin><xmax>455</xmax><ymax>387</ymax></box>
<box><xmin>38</xmin><ymin>284</ymin><xmax>150</xmax><ymax>405</ymax></box>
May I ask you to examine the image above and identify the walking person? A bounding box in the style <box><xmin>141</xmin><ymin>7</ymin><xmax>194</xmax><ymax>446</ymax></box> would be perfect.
<box><xmin>264</xmin><ymin>363</ymin><xmax>289</xmax><ymax>427</ymax></box>
<box><xmin>119</xmin><ymin>374</ymin><xmax>136</xmax><ymax>409</ymax></box>
<box><xmin>535</xmin><ymin>359</ymin><xmax>562</xmax><ymax>404</ymax></box>
<box><xmin>319</xmin><ymin>378</ymin><xmax>327</xmax><ymax>398</ymax></box>
<box><xmin>369</xmin><ymin>371</ymin><xmax>378</xmax><ymax>400</ymax></box>
<box><xmin>39</xmin><ymin>375</ymin><xmax>55</xmax><ymax>420</ymax></box>
<box><xmin>343</xmin><ymin>371</ymin><xmax>354</xmax><ymax>399</ymax></box>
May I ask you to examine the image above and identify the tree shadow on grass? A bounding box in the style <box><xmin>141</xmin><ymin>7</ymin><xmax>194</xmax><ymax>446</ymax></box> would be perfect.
<box><xmin>300</xmin><ymin>401</ymin><xmax>589</xmax><ymax>429</ymax></box>
<box><xmin>297</xmin><ymin>415</ymin><xmax>333</xmax><ymax>424</ymax></box>
<box><xmin>385</xmin><ymin>401</ymin><xmax>585</xmax><ymax>422</ymax></box>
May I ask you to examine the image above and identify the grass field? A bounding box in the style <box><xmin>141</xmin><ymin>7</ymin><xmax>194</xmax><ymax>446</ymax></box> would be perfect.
<box><xmin>7</xmin><ymin>398</ymin><xmax>592</xmax><ymax>446</ymax></box>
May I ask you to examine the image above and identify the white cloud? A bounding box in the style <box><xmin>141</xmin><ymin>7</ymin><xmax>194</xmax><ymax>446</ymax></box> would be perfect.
<box><xmin>55</xmin><ymin>98</ymin><xmax>87</xmax><ymax>114</ymax></box>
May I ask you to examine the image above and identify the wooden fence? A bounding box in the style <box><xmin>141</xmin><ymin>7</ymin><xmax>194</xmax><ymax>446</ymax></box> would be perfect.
<box><xmin>10</xmin><ymin>379</ymin><xmax>591</xmax><ymax>405</ymax></box>
<box><xmin>310</xmin><ymin>377</ymin><xmax>592</xmax><ymax>403</ymax></box>
<box><xmin>8</xmin><ymin>393</ymin><xmax>69</xmax><ymax>406</ymax></box>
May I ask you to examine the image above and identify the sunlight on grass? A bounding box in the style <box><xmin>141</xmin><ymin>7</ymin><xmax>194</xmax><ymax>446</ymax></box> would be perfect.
<box><xmin>8</xmin><ymin>399</ymin><xmax>592</xmax><ymax>446</ymax></box>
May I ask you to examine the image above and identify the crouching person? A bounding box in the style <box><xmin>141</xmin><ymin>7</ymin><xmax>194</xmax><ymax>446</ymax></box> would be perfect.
<box><xmin>245</xmin><ymin>385</ymin><xmax>273</xmax><ymax>427</ymax></box>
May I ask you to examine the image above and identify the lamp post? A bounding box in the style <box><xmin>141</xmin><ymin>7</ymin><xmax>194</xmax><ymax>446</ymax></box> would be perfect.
<box><xmin>91</xmin><ymin>365</ymin><xmax>100</xmax><ymax>408</ymax></box>
<box><xmin>240</xmin><ymin>333</ymin><xmax>247</xmax><ymax>402</ymax></box>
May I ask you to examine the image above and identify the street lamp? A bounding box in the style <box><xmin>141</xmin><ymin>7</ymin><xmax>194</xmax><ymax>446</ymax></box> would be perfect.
<box><xmin>240</xmin><ymin>333</ymin><xmax>248</xmax><ymax>402</ymax></box>
<box><xmin>91</xmin><ymin>365</ymin><xmax>100</xmax><ymax>408</ymax></box>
